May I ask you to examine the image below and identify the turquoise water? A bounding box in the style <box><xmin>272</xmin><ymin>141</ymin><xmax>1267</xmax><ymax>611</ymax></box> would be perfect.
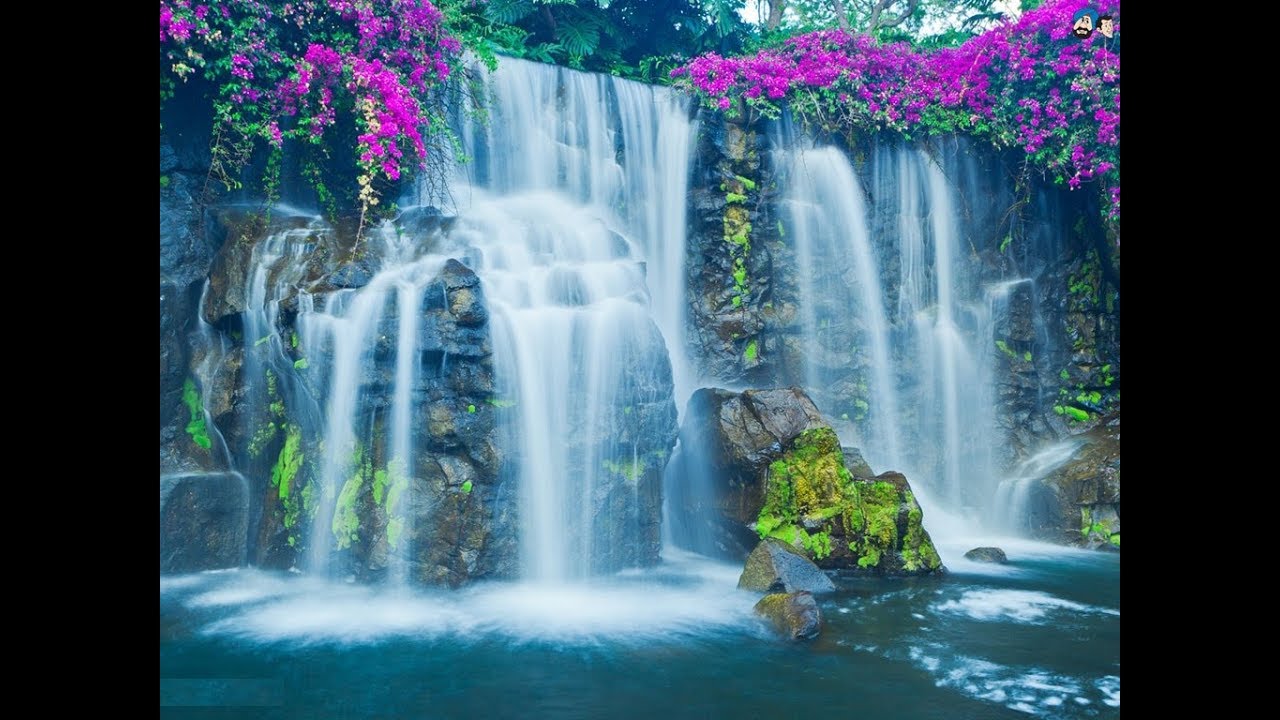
<box><xmin>160</xmin><ymin>543</ymin><xmax>1118</xmax><ymax>719</ymax></box>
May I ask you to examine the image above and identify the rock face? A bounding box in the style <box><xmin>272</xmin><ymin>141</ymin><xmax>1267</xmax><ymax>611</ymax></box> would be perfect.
<box><xmin>754</xmin><ymin>591</ymin><xmax>823</xmax><ymax>641</ymax></box>
<box><xmin>964</xmin><ymin>547</ymin><xmax>1009</xmax><ymax>564</ymax></box>
<box><xmin>160</xmin><ymin>473</ymin><xmax>248</xmax><ymax>572</ymax></box>
<box><xmin>1022</xmin><ymin>417</ymin><xmax>1120</xmax><ymax>550</ymax></box>
<box><xmin>739</xmin><ymin>538</ymin><xmax>836</xmax><ymax>593</ymax></box>
<box><xmin>228</xmin><ymin>250</ymin><xmax>513</xmax><ymax>587</ymax></box>
<box><xmin>685</xmin><ymin>119</ymin><xmax>788</xmax><ymax>385</ymax></box>
<box><xmin>671</xmin><ymin>386</ymin><xmax>943</xmax><ymax>575</ymax></box>
<box><xmin>165</xmin><ymin>198</ymin><xmax>676</xmax><ymax>586</ymax></box>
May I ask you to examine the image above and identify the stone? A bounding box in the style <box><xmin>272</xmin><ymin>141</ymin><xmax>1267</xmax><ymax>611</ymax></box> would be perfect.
<box><xmin>754</xmin><ymin>592</ymin><xmax>822</xmax><ymax>641</ymax></box>
<box><xmin>160</xmin><ymin>473</ymin><xmax>248</xmax><ymax>572</ymax></box>
<box><xmin>964</xmin><ymin>547</ymin><xmax>1009</xmax><ymax>563</ymax></box>
<box><xmin>738</xmin><ymin>538</ymin><xmax>836</xmax><ymax>593</ymax></box>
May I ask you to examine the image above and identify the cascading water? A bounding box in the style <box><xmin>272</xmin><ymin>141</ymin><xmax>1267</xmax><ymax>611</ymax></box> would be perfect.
<box><xmin>774</xmin><ymin>131</ymin><xmax>903</xmax><ymax>471</ymax></box>
<box><xmin>766</xmin><ymin>134</ymin><xmax>1010</xmax><ymax>535</ymax></box>
<box><xmin>428</xmin><ymin>58</ymin><xmax>693</xmax><ymax>580</ymax></box>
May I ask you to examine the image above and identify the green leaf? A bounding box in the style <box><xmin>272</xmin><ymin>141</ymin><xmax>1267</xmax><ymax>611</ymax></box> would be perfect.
<box><xmin>484</xmin><ymin>0</ymin><xmax>536</xmax><ymax>24</ymax></box>
<box><xmin>557</xmin><ymin>19</ymin><xmax>600</xmax><ymax>58</ymax></box>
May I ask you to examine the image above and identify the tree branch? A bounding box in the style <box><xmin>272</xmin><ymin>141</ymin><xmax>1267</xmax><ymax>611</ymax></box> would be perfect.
<box><xmin>832</xmin><ymin>0</ymin><xmax>851</xmax><ymax>31</ymax></box>
<box><xmin>869</xmin><ymin>0</ymin><xmax>919</xmax><ymax>31</ymax></box>
<box><xmin>767</xmin><ymin>0</ymin><xmax>786</xmax><ymax>32</ymax></box>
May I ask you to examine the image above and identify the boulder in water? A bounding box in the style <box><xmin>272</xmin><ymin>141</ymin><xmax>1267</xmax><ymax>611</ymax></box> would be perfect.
<box><xmin>964</xmin><ymin>547</ymin><xmax>1008</xmax><ymax>564</ymax></box>
<box><xmin>754</xmin><ymin>591</ymin><xmax>822</xmax><ymax>641</ymax></box>
<box><xmin>738</xmin><ymin>538</ymin><xmax>836</xmax><ymax>593</ymax></box>
<box><xmin>739</xmin><ymin>538</ymin><xmax>836</xmax><ymax>593</ymax></box>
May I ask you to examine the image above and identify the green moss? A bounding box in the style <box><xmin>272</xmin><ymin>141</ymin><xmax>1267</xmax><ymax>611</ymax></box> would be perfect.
<box><xmin>386</xmin><ymin>517</ymin><xmax>405</xmax><ymax>550</ymax></box>
<box><xmin>734</xmin><ymin>174</ymin><xmax>756</xmax><ymax>191</ymax></box>
<box><xmin>290</xmin><ymin>331</ymin><xmax>299</xmax><ymax>349</ymax></box>
<box><xmin>857</xmin><ymin>544</ymin><xmax>881</xmax><ymax>568</ymax></box>
<box><xmin>1076</xmin><ymin>390</ymin><xmax>1102</xmax><ymax>405</ymax></box>
<box><xmin>332</xmin><ymin>459</ymin><xmax>367</xmax><ymax>550</ymax></box>
<box><xmin>999</xmin><ymin>235</ymin><xmax>1012</xmax><ymax>253</ymax></box>
<box><xmin>1054</xmin><ymin>405</ymin><xmax>1091</xmax><ymax>423</ymax></box>
<box><xmin>160</xmin><ymin>174</ymin><xmax>171</xmax><ymax>188</ymax></box>
<box><xmin>804</xmin><ymin>530</ymin><xmax>832</xmax><ymax>559</ymax></box>
<box><xmin>1023</xmin><ymin>351</ymin><xmax>1033</xmax><ymax>362</ymax></box>
<box><xmin>181</xmin><ymin>378</ymin><xmax>212</xmax><ymax>451</ymax></box>
<box><xmin>293</xmin><ymin>358</ymin><xmax>309</xmax><ymax>370</ymax></box>
<box><xmin>733</xmin><ymin>265</ymin><xmax>748</xmax><ymax>288</ymax></box>
<box><xmin>603</xmin><ymin>457</ymin><xmax>645</xmax><ymax>483</ymax></box>
<box><xmin>731</xmin><ymin>295</ymin><xmax>742</xmax><ymax>308</ymax></box>
<box><xmin>1060</xmin><ymin>368</ymin><xmax>1071</xmax><ymax>381</ymax></box>
<box><xmin>461</xmin><ymin>479</ymin><xmax>473</xmax><ymax>494</ymax></box>
<box><xmin>725</xmin><ymin>192</ymin><xmax>747</xmax><ymax>204</ymax></box>
<box><xmin>852</xmin><ymin>398</ymin><xmax>869</xmax><ymax>421</ymax></box>
<box><xmin>272</xmin><ymin>425</ymin><xmax>305</xmax><ymax>530</ymax></box>
<box><xmin>744</xmin><ymin>340</ymin><xmax>758</xmax><ymax>362</ymax></box>
<box><xmin>1109</xmin><ymin>533</ymin><xmax>1120</xmax><ymax>547</ymax></box>
<box><xmin>995</xmin><ymin>340</ymin><xmax>1017</xmax><ymax>359</ymax></box>
<box><xmin>467</xmin><ymin>404</ymin><xmax>476</xmax><ymax>413</ymax></box>
<box><xmin>900</xmin><ymin>492</ymin><xmax>942</xmax><ymax>571</ymax></box>
<box><xmin>248</xmin><ymin>421</ymin><xmax>279</xmax><ymax>458</ymax></box>
<box><xmin>486</xmin><ymin>398</ymin><xmax>517</xmax><ymax>409</ymax></box>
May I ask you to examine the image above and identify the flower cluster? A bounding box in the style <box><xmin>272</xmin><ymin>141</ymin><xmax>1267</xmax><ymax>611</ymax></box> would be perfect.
<box><xmin>671</xmin><ymin>0</ymin><xmax>1120</xmax><ymax>233</ymax></box>
<box><xmin>160</xmin><ymin>0</ymin><xmax>462</xmax><ymax>205</ymax></box>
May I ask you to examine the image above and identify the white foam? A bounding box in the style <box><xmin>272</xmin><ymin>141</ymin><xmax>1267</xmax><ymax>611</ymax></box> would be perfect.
<box><xmin>934</xmin><ymin>589</ymin><xmax>1119</xmax><ymax>624</ymax></box>
<box><xmin>910</xmin><ymin>652</ymin><xmax>1119</xmax><ymax>716</ymax></box>
<box><xmin>177</xmin><ymin>560</ymin><xmax>758</xmax><ymax>646</ymax></box>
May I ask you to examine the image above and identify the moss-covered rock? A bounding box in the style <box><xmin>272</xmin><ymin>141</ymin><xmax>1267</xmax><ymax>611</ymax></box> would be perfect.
<box><xmin>754</xmin><ymin>591</ymin><xmax>822</xmax><ymax>641</ymax></box>
<box><xmin>757</xmin><ymin>428</ymin><xmax>943</xmax><ymax>575</ymax></box>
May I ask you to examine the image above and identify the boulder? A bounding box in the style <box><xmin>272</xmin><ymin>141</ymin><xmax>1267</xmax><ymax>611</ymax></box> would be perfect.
<box><xmin>738</xmin><ymin>538</ymin><xmax>836</xmax><ymax>593</ymax></box>
<box><xmin>964</xmin><ymin>547</ymin><xmax>1008</xmax><ymax>564</ymax></box>
<box><xmin>757</xmin><ymin>429</ymin><xmax>944</xmax><ymax>575</ymax></box>
<box><xmin>160</xmin><ymin>473</ymin><xmax>248</xmax><ymax>572</ymax></box>
<box><xmin>670</xmin><ymin>387</ymin><xmax>943</xmax><ymax>575</ymax></box>
<box><xmin>754</xmin><ymin>591</ymin><xmax>822</xmax><ymax>641</ymax></box>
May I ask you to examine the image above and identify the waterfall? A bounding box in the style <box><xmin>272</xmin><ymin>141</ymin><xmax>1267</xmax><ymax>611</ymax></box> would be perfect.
<box><xmin>775</xmin><ymin>134</ymin><xmax>903</xmax><ymax>471</ymax></box>
<box><xmin>438</xmin><ymin>58</ymin><xmax>691</xmax><ymax>581</ymax></box>
<box><xmin>770</xmin><ymin>136</ymin><xmax>1007</xmax><ymax>531</ymax></box>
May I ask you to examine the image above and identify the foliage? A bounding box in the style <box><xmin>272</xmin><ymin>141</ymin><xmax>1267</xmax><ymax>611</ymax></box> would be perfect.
<box><xmin>160</xmin><ymin>0</ymin><xmax>465</xmax><ymax>221</ymax></box>
<box><xmin>672</xmin><ymin>0</ymin><xmax>1120</xmax><ymax>237</ymax></box>
<box><xmin>443</xmin><ymin>0</ymin><xmax>755</xmax><ymax>80</ymax></box>
<box><xmin>181</xmin><ymin>378</ymin><xmax>212</xmax><ymax>450</ymax></box>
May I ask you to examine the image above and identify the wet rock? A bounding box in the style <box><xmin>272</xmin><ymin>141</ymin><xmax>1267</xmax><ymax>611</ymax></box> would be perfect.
<box><xmin>160</xmin><ymin>473</ymin><xmax>248</xmax><ymax>572</ymax></box>
<box><xmin>738</xmin><ymin>538</ymin><xmax>835</xmax><ymax>593</ymax></box>
<box><xmin>1021</xmin><ymin>417</ymin><xmax>1120</xmax><ymax>549</ymax></box>
<box><xmin>964</xmin><ymin>547</ymin><xmax>1009</xmax><ymax>564</ymax></box>
<box><xmin>754</xmin><ymin>591</ymin><xmax>822</xmax><ymax>641</ymax></box>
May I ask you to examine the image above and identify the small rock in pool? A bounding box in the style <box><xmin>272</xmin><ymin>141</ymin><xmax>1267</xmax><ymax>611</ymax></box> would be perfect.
<box><xmin>754</xmin><ymin>591</ymin><xmax>823</xmax><ymax>641</ymax></box>
<box><xmin>963</xmin><ymin>546</ymin><xmax>1008</xmax><ymax>564</ymax></box>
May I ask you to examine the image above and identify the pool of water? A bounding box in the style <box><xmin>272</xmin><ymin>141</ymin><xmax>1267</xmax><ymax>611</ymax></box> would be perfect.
<box><xmin>160</xmin><ymin>542</ymin><xmax>1118</xmax><ymax>719</ymax></box>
